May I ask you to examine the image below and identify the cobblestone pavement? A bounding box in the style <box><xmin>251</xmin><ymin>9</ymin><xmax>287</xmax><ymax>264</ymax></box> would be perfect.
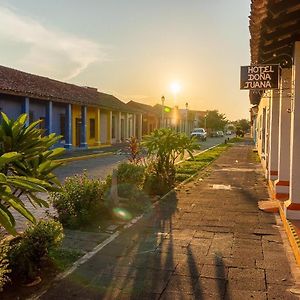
<box><xmin>37</xmin><ymin>142</ymin><xmax>300</xmax><ymax>299</ymax></box>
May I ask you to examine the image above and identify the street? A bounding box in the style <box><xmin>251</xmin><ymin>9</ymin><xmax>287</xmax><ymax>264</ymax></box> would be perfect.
<box><xmin>54</xmin><ymin>136</ymin><xmax>230</xmax><ymax>182</ymax></box>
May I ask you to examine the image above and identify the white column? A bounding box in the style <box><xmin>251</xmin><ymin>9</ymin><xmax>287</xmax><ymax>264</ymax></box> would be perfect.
<box><xmin>106</xmin><ymin>110</ymin><xmax>112</xmax><ymax>144</ymax></box>
<box><xmin>117</xmin><ymin>111</ymin><xmax>122</xmax><ymax>142</ymax></box>
<box><xmin>285</xmin><ymin>41</ymin><xmax>300</xmax><ymax>219</ymax></box>
<box><xmin>138</xmin><ymin>113</ymin><xmax>143</xmax><ymax>140</ymax></box>
<box><xmin>125</xmin><ymin>113</ymin><xmax>129</xmax><ymax>139</ymax></box>
<box><xmin>268</xmin><ymin>90</ymin><xmax>280</xmax><ymax>181</ymax></box>
<box><xmin>95</xmin><ymin>108</ymin><xmax>101</xmax><ymax>145</ymax></box>
<box><xmin>275</xmin><ymin>68</ymin><xmax>292</xmax><ymax>200</ymax></box>
<box><xmin>133</xmin><ymin>114</ymin><xmax>136</xmax><ymax>138</ymax></box>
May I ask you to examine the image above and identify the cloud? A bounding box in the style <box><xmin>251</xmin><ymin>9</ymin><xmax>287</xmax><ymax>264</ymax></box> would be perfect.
<box><xmin>106</xmin><ymin>90</ymin><xmax>151</xmax><ymax>102</ymax></box>
<box><xmin>0</xmin><ymin>6</ymin><xmax>106</xmax><ymax>80</ymax></box>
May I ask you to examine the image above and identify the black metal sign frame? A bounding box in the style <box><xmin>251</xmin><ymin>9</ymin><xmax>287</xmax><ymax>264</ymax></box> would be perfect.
<box><xmin>240</xmin><ymin>64</ymin><xmax>280</xmax><ymax>90</ymax></box>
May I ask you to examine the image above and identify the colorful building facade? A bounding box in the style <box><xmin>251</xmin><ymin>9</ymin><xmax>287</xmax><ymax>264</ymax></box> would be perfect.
<box><xmin>249</xmin><ymin>0</ymin><xmax>300</xmax><ymax>219</ymax></box>
<box><xmin>0</xmin><ymin>65</ymin><xmax>142</xmax><ymax>149</ymax></box>
<box><xmin>0</xmin><ymin>65</ymin><xmax>206</xmax><ymax>153</ymax></box>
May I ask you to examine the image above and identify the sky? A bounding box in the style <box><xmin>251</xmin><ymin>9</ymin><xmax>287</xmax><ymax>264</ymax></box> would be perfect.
<box><xmin>0</xmin><ymin>0</ymin><xmax>251</xmax><ymax>120</ymax></box>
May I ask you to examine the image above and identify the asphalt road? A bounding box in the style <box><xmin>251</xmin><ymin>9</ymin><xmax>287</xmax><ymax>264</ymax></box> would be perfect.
<box><xmin>54</xmin><ymin>135</ymin><xmax>232</xmax><ymax>182</ymax></box>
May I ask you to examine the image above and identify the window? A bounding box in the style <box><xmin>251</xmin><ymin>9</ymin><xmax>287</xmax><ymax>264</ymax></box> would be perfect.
<box><xmin>90</xmin><ymin>118</ymin><xmax>95</xmax><ymax>139</ymax></box>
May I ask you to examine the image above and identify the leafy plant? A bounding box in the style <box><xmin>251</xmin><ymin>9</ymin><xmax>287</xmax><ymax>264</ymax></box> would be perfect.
<box><xmin>0</xmin><ymin>238</ymin><xmax>11</xmax><ymax>291</ymax></box>
<box><xmin>51</xmin><ymin>172</ymin><xmax>108</xmax><ymax>228</ymax></box>
<box><xmin>104</xmin><ymin>162</ymin><xmax>149</xmax><ymax>213</ymax></box>
<box><xmin>8</xmin><ymin>219</ymin><xmax>63</xmax><ymax>283</ymax></box>
<box><xmin>142</xmin><ymin>128</ymin><xmax>198</xmax><ymax>195</ymax></box>
<box><xmin>126</xmin><ymin>136</ymin><xmax>143</xmax><ymax>165</ymax></box>
<box><xmin>116</xmin><ymin>162</ymin><xmax>145</xmax><ymax>191</ymax></box>
<box><xmin>0</xmin><ymin>113</ymin><xmax>65</xmax><ymax>234</ymax></box>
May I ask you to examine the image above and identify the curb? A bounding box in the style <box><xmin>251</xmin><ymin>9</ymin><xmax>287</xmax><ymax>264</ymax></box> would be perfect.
<box><xmin>55</xmin><ymin>151</ymin><xmax>114</xmax><ymax>163</ymax></box>
<box><xmin>279</xmin><ymin>204</ymin><xmax>300</xmax><ymax>266</ymax></box>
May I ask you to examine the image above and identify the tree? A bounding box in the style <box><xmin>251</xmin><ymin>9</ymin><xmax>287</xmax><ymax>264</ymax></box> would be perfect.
<box><xmin>234</xmin><ymin>119</ymin><xmax>250</xmax><ymax>133</ymax></box>
<box><xmin>0</xmin><ymin>113</ymin><xmax>65</xmax><ymax>234</ymax></box>
<box><xmin>205</xmin><ymin>110</ymin><xmax>227</xmax><ymax>131</ymax></box>
<box><xmin>142</xmin><ymin>128</ymin><xmax>198</xmax><ymax>194</ymax></box>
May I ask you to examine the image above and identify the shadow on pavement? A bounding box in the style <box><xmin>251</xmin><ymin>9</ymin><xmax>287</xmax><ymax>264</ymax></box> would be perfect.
<box><xmin>40</xmin><ymin>190</ymin><xmax>225</xmax><ymax>299</ymax></box>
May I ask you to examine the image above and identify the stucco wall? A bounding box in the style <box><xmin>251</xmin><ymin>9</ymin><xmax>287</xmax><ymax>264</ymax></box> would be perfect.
<box><xmin>256</xmin><ymin>95</ymin><xmax>270</xmax><ymax>172</ymax></box>
<box><xmin>0</xmin><ymin>95</ymin><xmax>22</xmax><ymax>120</ymax></box>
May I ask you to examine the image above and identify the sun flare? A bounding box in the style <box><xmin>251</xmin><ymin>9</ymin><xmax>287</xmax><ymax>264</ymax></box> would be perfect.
<box><xmin>170</xmin><ymin>81</ymin><xmax>182</xmax><ymax>94</ymax></box>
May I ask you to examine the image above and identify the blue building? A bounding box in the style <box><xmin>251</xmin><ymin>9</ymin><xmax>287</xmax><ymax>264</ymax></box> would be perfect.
<box><xmin>0</xmin><ymin>65</ymin><xmax>142</xmax><ymax>149</ymax></box>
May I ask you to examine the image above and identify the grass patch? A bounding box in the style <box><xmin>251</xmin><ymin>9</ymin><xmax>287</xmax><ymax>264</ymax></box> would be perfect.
<box><xmin>229</xmin><ymin>137</ymin><xmax>243</xmax><ymax>143</ymax></box>
<box><xmin>175</xmin><ymin>143</ymin><xmax>231</xmax><ymax>183</ymax></box>
<box><xmin>175</xmin><ymin>173</ymin><xmax>190</xmax><ymax>182</ymax></box>
<box><xmin>49</xmin><ymin>248</ymin><xmax>83</xmax><ymax>272</ymax></box>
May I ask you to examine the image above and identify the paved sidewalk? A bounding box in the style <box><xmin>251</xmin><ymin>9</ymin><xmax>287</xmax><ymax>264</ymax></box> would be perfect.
<box><xmin>38</xmin><ymin>142</ymin><xmax>299</xmax><ymax>299</ymax></box>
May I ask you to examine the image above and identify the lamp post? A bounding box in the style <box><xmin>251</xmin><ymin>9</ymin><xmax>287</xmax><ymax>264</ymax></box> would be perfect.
<box><xmin>161</xmin><ymin>96</ymin><xmax>165</xmax><ymax>128</ymax></box>
<box><xmin>174</xmin><ymin>105</ymin><xmax>179</xmax><ymax>132</ymax></box>
<box><xmin>204</xmin><ymin>114</ymin><xmax>207</xmax><ymax>131</ymax></box>
<box><xmin>185</xmin><ymin>102</ymin><xmax>188</xmax><ymax>135</ymax></box>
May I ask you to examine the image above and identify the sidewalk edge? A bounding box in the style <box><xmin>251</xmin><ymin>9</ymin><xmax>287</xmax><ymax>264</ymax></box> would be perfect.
<box><xmin>279</xmin><ymin>204</ymin><xmax>300</xmax><ymax>266</ymax></box>
<box><xmin>55</xmin><ymin>151</ymin><xmax>114</xmax><ymax>163</ymax></box>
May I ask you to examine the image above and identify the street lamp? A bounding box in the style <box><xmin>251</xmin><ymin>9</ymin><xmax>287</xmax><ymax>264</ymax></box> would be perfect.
<box><xmin>161</xmin><ymin>96</ymin><xmax>165</xmax><ymax>128</ymax></box>
<box><xmin>204</xmin><ymin>114</ymin><xmax>207</xmax><ymax>131</ymax></box>
<box><xmin>185</xmin><ymin>102</ymin><xmax>188</xmax><ymax>135</ymax></box>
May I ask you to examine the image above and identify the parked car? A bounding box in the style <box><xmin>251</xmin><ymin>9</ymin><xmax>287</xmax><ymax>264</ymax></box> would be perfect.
<box><xmin>210</xmin><ymin>131</ymin><xmax>218</xmax><ymax>137</ymax></box>
<box><xmin>217</xmin><ymin>131</ymin><xmax>224</xmax><ymax>137</ymax></box>
<box><xmin>191</xmin><ymin>128</ymin><xmax>207</xmax><ymax>141</ymax></box>
<box><xmin>225</xmin><ymin>130</ymin><xmax>232</xmax><ymax>135</ymax></box>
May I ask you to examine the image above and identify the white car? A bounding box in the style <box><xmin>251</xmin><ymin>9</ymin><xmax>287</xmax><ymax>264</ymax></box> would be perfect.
<box><xmin>217</xmin><ymin>131</ymin><xmax>224</xmax><ymax>137</ymax></box>
<box><xmin>191</xmin><ymin>128</ymin><xmax>207</xmax><ymax>141</ymax></box>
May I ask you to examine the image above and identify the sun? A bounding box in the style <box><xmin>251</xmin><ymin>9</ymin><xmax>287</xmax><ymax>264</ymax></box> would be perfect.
<box><xmin>170</xmin><ymin>81</ymin><xmax>182</xmax><ymax>94</ymax></box>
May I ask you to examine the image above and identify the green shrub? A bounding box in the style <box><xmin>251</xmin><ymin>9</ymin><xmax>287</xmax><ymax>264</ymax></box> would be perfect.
<box><xmin>116</xmin><ymin>162</ymin><xmax>145</xmax><ymax>190</ymax></box>
<box><xmin>51</xmin><ymin>172</ymin><xmax>108</xmax><ymax>228</ymax></box>
<box><xmin>8</xmin><ymin>219</ymin><xmax>63</xmax><ymax>282</ymax></box>
<box><xmin>0</xmin><ymin>239</ymin><xmax>11</xmax><ymax>291</ymax></box>
<box><xmin>106</xmin><ymin>163</ymin><xmax>149</xmax><ymax>213</ymax></box>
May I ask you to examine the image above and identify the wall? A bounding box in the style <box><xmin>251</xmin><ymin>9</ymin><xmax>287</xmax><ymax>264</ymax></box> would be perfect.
<box><xmin>72</xmin><ymin>105</ymin><xmax>81</xmax><ymax>147</ymax></box>
<box><xmin>87</xmin><ymin>106</ymin><xmax>97</xmax><ymax>146</ymax></box>
<box><xmin>0</xmin><ymin>95</ymin><xmax>23</xmax><ymax>120</ymax></box>
<box><xmin>255</xmin><ymin>95</ymin><xmax>270</xmax><ymax>172</ymax></box>
<box><xmin>100</xmin><ymin>111</ymin><xmax>108</xmax><ymax>144</ymax></box>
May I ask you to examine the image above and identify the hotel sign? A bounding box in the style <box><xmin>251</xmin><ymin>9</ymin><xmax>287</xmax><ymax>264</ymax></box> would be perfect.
<box><xmin>240</xmin><ymin>64</ymin><xmax>279</xmax><ymax>90</ymax></box>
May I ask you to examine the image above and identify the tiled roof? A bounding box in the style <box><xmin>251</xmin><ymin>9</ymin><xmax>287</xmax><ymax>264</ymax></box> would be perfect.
<box><xmin>126</xmin><ymin>100</ymin><xmax>159</xmax><ymax>116</ymax></box>
<box><xmin>0</xmin><ymin>65</ymin><xmax>135</xmax><ymax>112</ymax></box>
<box><xmin>249</xmin><ymin>0</ymin><xmax>300</xmax><ymax>64</ymax></box>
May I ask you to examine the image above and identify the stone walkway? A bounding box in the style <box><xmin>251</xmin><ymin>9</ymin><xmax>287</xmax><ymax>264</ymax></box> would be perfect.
<box><xmin>38</xmin><ymin>142</ymin><xmax>299</xmax><ymax>299</ymax></box>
